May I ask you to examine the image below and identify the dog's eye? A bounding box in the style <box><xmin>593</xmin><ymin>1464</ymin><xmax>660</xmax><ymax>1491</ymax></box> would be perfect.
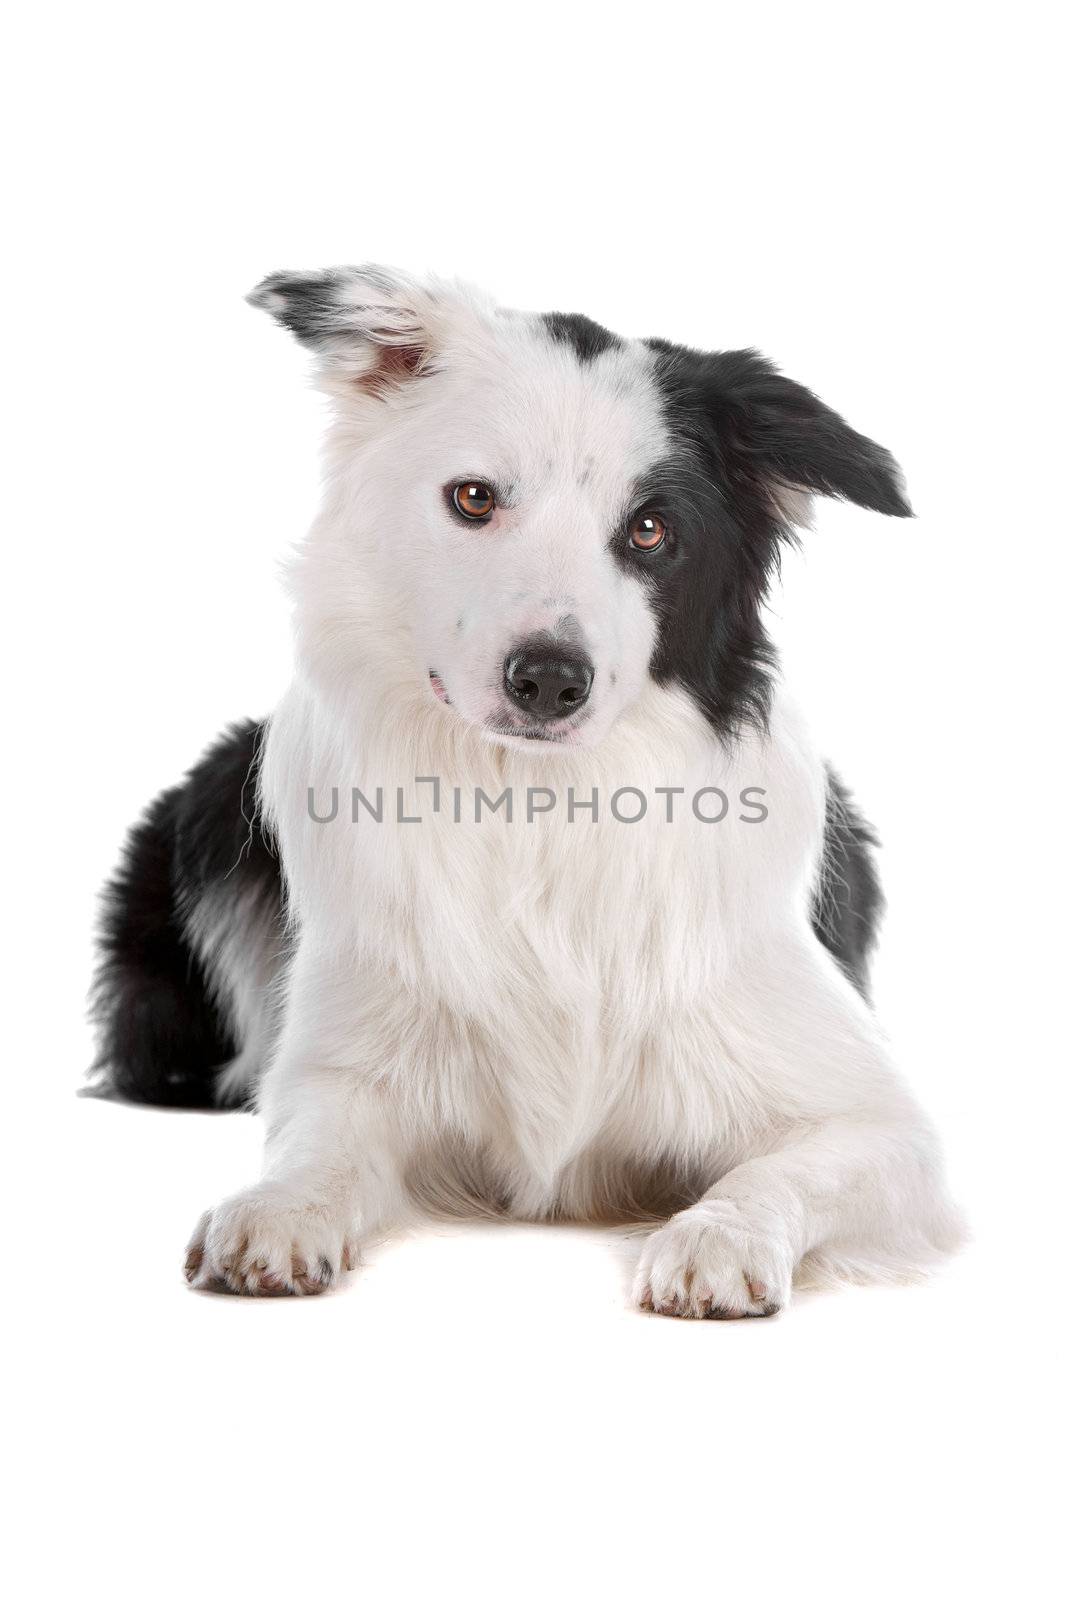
<box><xmin>629</xmin><ymin>512</ymin><xmax>667</xmax><ymax>552</ymax></box>
<box><xmin>453</xmin><ymin>482</ymin><xmax>495</xmax><ymax>521</ymax></box>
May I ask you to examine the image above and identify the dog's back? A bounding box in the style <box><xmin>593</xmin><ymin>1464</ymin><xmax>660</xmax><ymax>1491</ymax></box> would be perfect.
<box><xmin>93</xmin><ymin>721</ymin><xmax>283</xmax><ymax>1107</ymax></box>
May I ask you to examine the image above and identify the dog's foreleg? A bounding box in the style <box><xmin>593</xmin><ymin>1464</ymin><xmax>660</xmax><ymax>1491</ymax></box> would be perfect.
<box><xmin>634</xmin><ymin>941</ymin><xmax>959</xmax><ymax>1319</ymax></box>
<box><xmin>184</xmin><ymin>955</ymin><xmax>410</xmax><ymax>1296</ymax></box>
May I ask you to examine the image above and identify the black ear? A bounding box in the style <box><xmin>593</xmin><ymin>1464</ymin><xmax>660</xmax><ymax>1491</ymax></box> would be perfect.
<box><xmin>654</xmin><ymin>344</ymin><xmax>912</xmax><ymax>519</ymax></box>
<box><xmin>713</xmin><ymin>349</ymin><xmax>911</xmax><ymax>517</ymax></box>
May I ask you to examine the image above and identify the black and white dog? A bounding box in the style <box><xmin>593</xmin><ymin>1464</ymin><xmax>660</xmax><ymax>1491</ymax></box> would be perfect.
<box><xmin>94</xmin><ymin>267</ymin><xmax>961</xmax><ymax>1314</ymax></box>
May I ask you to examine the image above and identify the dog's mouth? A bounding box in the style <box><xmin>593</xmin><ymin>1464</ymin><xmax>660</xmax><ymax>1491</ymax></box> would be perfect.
<box><xmin>481</xmin><ymin>717</ymin><xmax>575</xmax><ymax>746</ymax></box>
<box><xmin>428</xmin><ymin>670</ymin><xmax>451</xmax><ymax>706</ymax></box>
<box><xmin>428</xmin><ymin>671</ymin><xmax>585</xmax><ymax>747</ymax></box>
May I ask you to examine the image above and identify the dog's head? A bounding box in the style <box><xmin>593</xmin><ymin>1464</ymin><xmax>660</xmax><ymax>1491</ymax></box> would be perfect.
<box><xmin>251</xmin><ymin>266</ymin><xmax>910</xmax><ymax>749</ymax></box>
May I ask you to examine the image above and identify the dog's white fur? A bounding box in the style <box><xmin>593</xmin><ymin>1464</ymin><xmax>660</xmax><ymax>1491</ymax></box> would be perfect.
<box><xmin>185</xmin><ymin>271</ymin><xmax>962</xmax><ymax>1314</ymax></box>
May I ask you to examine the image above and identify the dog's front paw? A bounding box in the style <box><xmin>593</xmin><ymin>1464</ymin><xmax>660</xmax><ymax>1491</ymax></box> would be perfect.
<box><xmin>184</xmin><ymin>1183</ymin><xmax>357</xmax><ymax>1297</ymax></box>
<box><xmin>634</xmin><ymin>1201</ymin><xmax>792</xmax><ymax>1320</ymax></box>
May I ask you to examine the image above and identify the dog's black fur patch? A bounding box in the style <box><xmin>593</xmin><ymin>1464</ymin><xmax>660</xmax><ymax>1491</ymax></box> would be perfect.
<box><xmin>812</xmin><ymin>768</ymin><xmax>885</xmax><ymax>998</ymax></box>
<box><xmin>627</xmin><ymin>342</ymin><xmax>911</xmax><ymax>742</ymax></box>
<box><xmin>542</xmin><ymin>311</ymin><xmax>622</xmax><ymax>363</ymax></box>
<box><xmin>92</xmin><ymin>721</ymin><xmax>281</xmax><ymax>1107</ymax></box>
<box><xmin>248</xmin><ymin>270</ymin><xmax>355</xmax><ymax>345</ymax></box>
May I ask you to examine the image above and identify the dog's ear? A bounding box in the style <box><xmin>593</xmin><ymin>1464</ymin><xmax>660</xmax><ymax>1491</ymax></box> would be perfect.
<box><xmin>247</xmin><ymin>265</ymin><xmax>454</xmax><ymax>396</ymax></box>
<box><xmin>663</xmin><ymin>347</ymin><xmax>912</xmax><ymax>521</ymax></box>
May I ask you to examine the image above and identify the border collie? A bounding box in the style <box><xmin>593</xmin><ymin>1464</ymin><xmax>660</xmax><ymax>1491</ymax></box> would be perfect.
<box><xmin>93</xmin><ymin>267</ymin><xmax>962</xmax><ymax>1314</ymax></box>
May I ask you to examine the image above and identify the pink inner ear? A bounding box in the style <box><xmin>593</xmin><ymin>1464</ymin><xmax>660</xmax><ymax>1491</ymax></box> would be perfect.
<box><xmin>357</xmin><ymin>342</ymin><xmax>426</xmax><ymax>397</ymax></box>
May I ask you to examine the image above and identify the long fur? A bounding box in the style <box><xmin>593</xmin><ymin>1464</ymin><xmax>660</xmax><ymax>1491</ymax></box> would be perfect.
<box><xmin>93</xmin><ymin>267</ymin><xmax>962</xmax><ymax>1313</ymax></box>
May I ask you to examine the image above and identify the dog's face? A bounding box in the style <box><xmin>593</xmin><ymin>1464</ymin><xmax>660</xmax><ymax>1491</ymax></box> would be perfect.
<box><xmin>252</xmin><ymin>267</ymin><xmax>910</xmax><ymax>748</ymax></box>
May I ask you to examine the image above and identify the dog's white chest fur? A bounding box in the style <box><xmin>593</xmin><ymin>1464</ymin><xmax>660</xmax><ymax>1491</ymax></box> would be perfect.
<box><xmin>263</xmin><ymin>675</ymin><xmax>830</xmax><ymax>1213</ymax></box>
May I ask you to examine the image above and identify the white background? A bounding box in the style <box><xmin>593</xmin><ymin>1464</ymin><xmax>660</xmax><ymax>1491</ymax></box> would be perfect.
<box><xmin>5</xmin><ymin>4</ymin><xmax>1062</xmax><ymax>1596</ymax></box>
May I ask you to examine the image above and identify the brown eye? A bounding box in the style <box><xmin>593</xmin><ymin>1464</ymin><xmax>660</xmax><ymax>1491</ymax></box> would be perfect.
<box><xmin>629</xmin><ymin>512</ymin><xmax>667</xmax><ymax>551</ymax></box>
<box><xmin>453</xmin><ymin>482</ymin><xmax>495</xmax><ymax>520</ymax></box>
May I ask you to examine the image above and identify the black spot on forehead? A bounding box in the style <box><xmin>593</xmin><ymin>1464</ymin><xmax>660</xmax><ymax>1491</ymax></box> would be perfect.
<box><xmin>542</xmin><ymin>311</ymin><xmax>622</xmax><ymax>363</ymax></box>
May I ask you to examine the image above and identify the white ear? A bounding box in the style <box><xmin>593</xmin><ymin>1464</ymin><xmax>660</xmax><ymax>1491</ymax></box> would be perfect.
<box><xmin>247</xmin><ymin>264</ymin><xmax>467</xmax><ymax>395</ymax></box>
<box><xmin>247</xmin><ymin>265</ymin><xmax>430</xmax><ymax>346</ymax></box>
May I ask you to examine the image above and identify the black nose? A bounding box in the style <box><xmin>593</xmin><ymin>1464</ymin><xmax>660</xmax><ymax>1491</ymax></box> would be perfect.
<box><xmin>504</xmin><ymin>641</ymin><xmax>595</xmax><ymax>720</ymax></box>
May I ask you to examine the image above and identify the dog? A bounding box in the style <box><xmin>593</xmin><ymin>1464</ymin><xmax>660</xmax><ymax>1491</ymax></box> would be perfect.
<box><xmin>93</xmin><ymin>266</ymin><xmax>962</xmax><ymax>1314</ymax></box>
